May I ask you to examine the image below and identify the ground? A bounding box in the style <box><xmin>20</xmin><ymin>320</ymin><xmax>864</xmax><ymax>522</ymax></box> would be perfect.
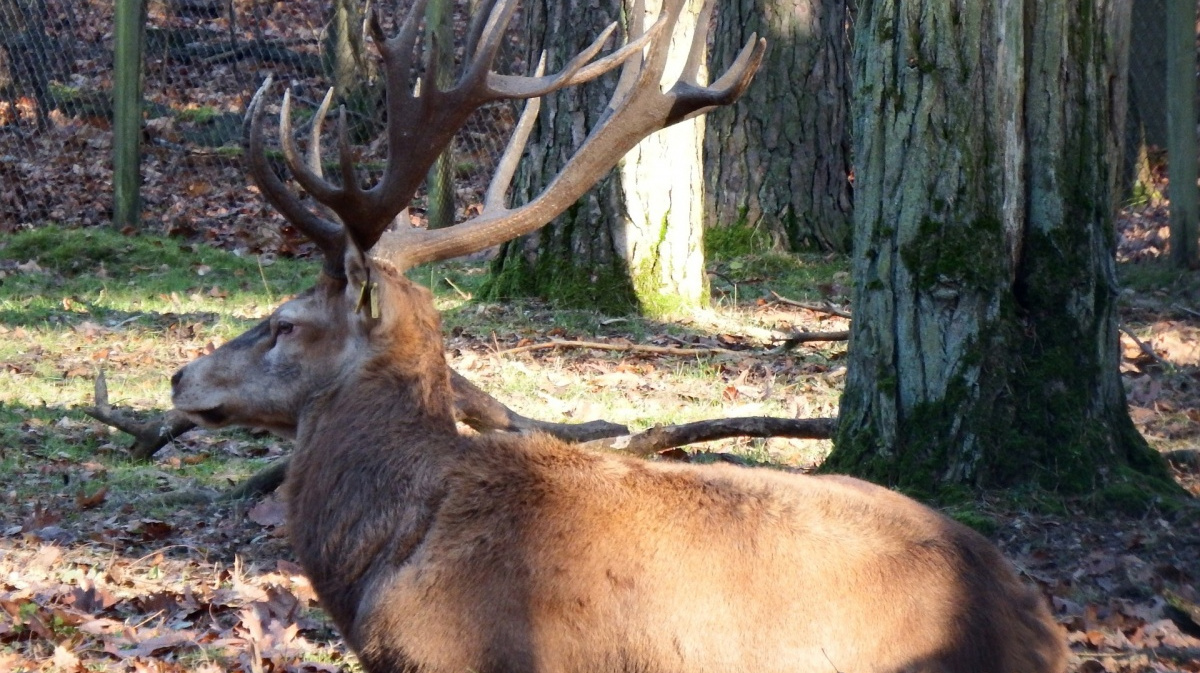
<box><xmin>0</xmin><ymin>213</ymin><xmax>1198</xmax><ymax>671</ymax></box>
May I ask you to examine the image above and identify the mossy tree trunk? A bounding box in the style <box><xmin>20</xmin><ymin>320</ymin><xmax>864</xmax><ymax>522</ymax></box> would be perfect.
<box><xmin>704</xmin><ymin>0</ymin><xmax>852</xmax><ymax>251</ymax></box>
<box><xmin>826</xmin><ymin>0</ymin><xmax>1177</xmax><ymax>501</ymax></box>
<box><xmin>486</xmin><ymin>0</ymin><xmax>709</xmax><ymax>317</ymax></box>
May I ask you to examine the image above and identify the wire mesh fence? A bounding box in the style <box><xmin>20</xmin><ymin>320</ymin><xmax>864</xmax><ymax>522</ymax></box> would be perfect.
<box><xmin>0</xmin><ymin>0</ymin><xmax>521</xmax><ymax>255</ymax></box>
<box><xmin>0</xmin><ymin>0</ymin><xmax>1195</xmax><ymax>264</ymax></box>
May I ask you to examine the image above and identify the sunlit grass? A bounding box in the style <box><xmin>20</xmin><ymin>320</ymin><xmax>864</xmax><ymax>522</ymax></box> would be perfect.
<box><xmin>1</xmin><ymin>225</ymin><xmax>849</xmax><ymax>496</ymax></box>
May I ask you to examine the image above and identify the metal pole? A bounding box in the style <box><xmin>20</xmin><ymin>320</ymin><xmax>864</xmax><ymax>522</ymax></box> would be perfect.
<box><xmin>1167</xmin><ymin>0</ymin><xmax>1199</xmax><ymax>268</ymax></box>
<box><xmin>113</xmin><ymin>0</ymin><xmax>145</xmax><ymax>229</ymax></box>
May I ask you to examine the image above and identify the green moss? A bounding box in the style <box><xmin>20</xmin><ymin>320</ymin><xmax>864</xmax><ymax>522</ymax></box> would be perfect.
<box><xmin>628</xmin><ymin>256</ymin><xmax>707</xmax><ymax>319</ymax></box>
<box><xmin>898</xmin><ymin>215</ymin><xmax>1006</xmax><ymax>292</ymax></box>
<box><xmin>482</xmin><ymin>245</ymin><xmax>638</xmax><ymax>316</ymax></box>
<box><xmin>944</xmin><ymin>507</ymin><xmax>999</xmax><ymax>536</ymax></box>
<box><xmin>705</xmin><ymin>217</ymin><xmax>771</xmax><ymax>261</ymax></box>
<box><xmin>1093</xmin><ymin>482</ymin><xmax>1167</xmax><ymax>517</ymax></box>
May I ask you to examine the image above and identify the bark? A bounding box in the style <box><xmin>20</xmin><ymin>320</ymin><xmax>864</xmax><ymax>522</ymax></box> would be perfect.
<box><xmin>704</xmin><ymin>0</ymin><xmax>853</xmax><ymax>251</ymax></box>
<box><xmin>324</xmin><ymin>0</ymin><xmax>365</xmax><ymax>100</ymax></box>
<box><xmin>827</xmin><ymin>0</ymin><xmax>1177</xmax><ymax>499</ymax></box>
<box><xmin>486</xmin><ymin>0</ymin><xmax>710</xmax><ymax>317</ymax></box>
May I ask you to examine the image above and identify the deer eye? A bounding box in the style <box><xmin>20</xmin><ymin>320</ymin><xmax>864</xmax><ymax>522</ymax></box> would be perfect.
<box><xmin>276</xmin><ymin>321</ymin><xmax>295</xmax><ymax>337</ymax></box>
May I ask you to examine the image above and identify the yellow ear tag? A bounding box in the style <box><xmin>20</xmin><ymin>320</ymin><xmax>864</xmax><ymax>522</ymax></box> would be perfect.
<box><xmin>355</xmin><ymin>281</ymin><xmax>370</xmax><ymax>314</ymax></box>
<box><xmin>368</xmin><ymin>282</ymin><xmax>380</xmax><ymax>319</ymax></box>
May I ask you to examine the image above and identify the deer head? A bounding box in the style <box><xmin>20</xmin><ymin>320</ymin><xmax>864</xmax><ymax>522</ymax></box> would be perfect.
<box><xmin>171</xmin><ymin>0</ymin><xmax>765</xmax><ymax>435</ymax></box>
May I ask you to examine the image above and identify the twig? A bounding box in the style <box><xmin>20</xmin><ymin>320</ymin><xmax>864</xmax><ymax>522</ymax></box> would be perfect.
<box><xmin>578</xmin><ymin>417</ymin><xmax>836</xmax><ymax>456</ymax></box>
<box><xmin>1118</xmin><ymin>323</ymin><xmax>1169</xmax><ymax>368</ymax></box>
<box><xmin>1165</xmin><ymin>448</ymin><xmax>1200</xmax><ymax>472</ymax></box>
<box><xmin>443</xmin><ymin>276</ymin><xmax>471</xmax><ymax>300</ymax></box>
<box><xmin>1173</xmin><ymin>303</ymin><xmax>1200</xmax><ymax>320</ymax></box>
<box><xmin>495</xmin><ymin>339</ymin><xmax>741</xmax><ymax>358</ymax></box>
<box><xmin>770</xmin><ymin>291</ymin><xmax>852</xmax><ymax>319</ymax></box>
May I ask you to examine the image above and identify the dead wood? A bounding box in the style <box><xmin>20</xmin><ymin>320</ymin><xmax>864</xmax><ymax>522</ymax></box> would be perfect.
<box><xmin>1165</xmin><ymin>448</ymin><xmax>1200</xmax><ymax>472</ymax></box>
<box><xmin>94</xmin><ymin>368</ymin><xmax>630</xmax><ymax>503</ymax></box>
<box><xmin>578</xmin><ymin>417</ymin><xmax>837</xmax><ymax>456</ymax></box>
<box><xmin>82</xmin><ymin>371</ymin><xmax>196</xmax><ymax>461</ymax></box>
<box><xmin>496</xmin><ymin>339</ymin><xmax>741</xmax><ymax>358</ymax></box>
<box><xmin>768</xmin><ymin>330</ymin><xmax>850</xmax><ymax>354</ymax></box>
<box><xmin>1118</xmin><ymin>323</ymin><xmax>1171</xmax><ymax>368</ymax></box>
<box><xmin>769</xmin><ymin>291</ymin><xmax>852</xmax><ymax>319</ymax></box>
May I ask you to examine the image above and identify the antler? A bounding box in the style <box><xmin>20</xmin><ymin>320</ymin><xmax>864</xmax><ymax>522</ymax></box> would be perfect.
<box><xmin>249</xmin><ymin>0</ymin><xmax>765</xmax><ymax>276</ymax></box>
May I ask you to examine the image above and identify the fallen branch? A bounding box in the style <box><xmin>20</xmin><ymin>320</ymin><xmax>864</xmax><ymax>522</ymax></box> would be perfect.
<box><xmin>768</xmin><ymin>330</ymin><xmax>850</xmax><ymax>354</ymax></box>
<box><xmin>495</xmin><ymin>339</ymin><xmax>741</xmax><ymax>358</ymax></box>
<box><xmin>82</xmin><ymin>371</ymin><xmax>196</xmax><ymax>461</ymax></box>
<box><xmin>1118</xmin><ymin>323</ymin><xmax>1170</xmax><ymax>368</ymax></box>
<box><xmin>1165</xmin><ymin>448</ymin><xmax>1200</xmax><ymax>472</ymax></box>
<box><xmin>770</xmin><ymin>291</ymin><xmax>852</xmax><ymax>319</ymax></box>
<box><xmin>578</xmin><ymin>417</ymin><xmax>836</xmax><ymax>456</ymax></box>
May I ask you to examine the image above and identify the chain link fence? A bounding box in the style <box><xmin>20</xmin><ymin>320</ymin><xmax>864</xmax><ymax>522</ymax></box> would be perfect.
<box><xmin>0</xmin><ymin>0</ymin><xmax>520</xmax><ymax>254</ymax></box>
<box><xmin>1</xmin><ymin>0</ymin><xmax>1196</xmax><ymax>262</ymax></box>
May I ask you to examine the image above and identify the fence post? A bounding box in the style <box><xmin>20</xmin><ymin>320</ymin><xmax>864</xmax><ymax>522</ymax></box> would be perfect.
<box><xmin>424</xmin><ymin>0</ymin><xmax>455</xmax><ymax>230</ymax></box>
<box><xmin>113</xmin><ymin>0</ymin><xmax>145</xmax><ymax>230</ymax></box>
<box><xmin>1167</xmin><ymin>0</ymin><xmax>1199</xmax><ymax>268</ymax></box>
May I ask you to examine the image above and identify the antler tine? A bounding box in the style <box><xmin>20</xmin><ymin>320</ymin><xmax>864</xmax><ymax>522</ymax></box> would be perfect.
<box><xmin>244</xmin><ymin>78</ymin><xmax>347</xmax><ymax>279</ymax></box>
<box><xmin>278</xmin><ymin>89</ymin><xmax>348</xmax><ymax>208</ymax></box>
<box><xmin>460</xmin><ymin>0</ymin><xmax>521</xmax><ymax>87</ymax></box>
<box><xmin>608</xmin><ymin>0</ymin><xmax>651</xmax><ymax>112</ymax></box>
<box><xmin>306</xmin><ymin>88</ymin><xmax>335</xmax><ymax>177</ymax></box>
<box><xmin>463</xmin><ymin>0</ymin><xmax>502</xmax><ymax>62</ymax></box>
<box><xmin>667</xmin><ymin>33</ymin><xmax>765</xmax><ymax>125</ymax></box>
<box><xmin>484</xmin><ymin>54</ymin><xmax>547</xmax><ymax>209</ymax></box>
<box><xmin>485</xmin><ymin>20</ymin><xmax>665</xmax><ymax>101</ymax></box>
<box><xmin>678</xmin><ymin>0</ymin><xmax>717</xmax><ymax>85</ymax></box>
<box><xmin>371</xmin><ymin>0</ymin><xmax>766</xmax><ymax>273</ymax></box>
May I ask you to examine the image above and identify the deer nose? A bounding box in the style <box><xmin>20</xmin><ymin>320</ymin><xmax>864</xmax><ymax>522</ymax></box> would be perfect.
<box><xmin>170</xmin><ymin>368</ymin><xmax>185</xmax><ymax>390</ymax></box>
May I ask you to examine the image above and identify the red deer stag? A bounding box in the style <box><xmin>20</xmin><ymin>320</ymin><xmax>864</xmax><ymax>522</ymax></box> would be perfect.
<box><xmin>170</xmin><ymin>0</ymin><xmax>1068</xmax><ymax>670</ymax></box>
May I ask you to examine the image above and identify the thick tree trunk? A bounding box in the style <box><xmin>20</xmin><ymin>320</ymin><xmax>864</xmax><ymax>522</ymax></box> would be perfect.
<box><xmin>704</xmin><ymin>0</ymin><xmax>853</xmax><ymax>252</ymax></box>
<box><xmin>486</xmin><ymin>0</ymin><xmax>709</xmax><ymax>317</ymax></box>
<box><xmin>827</xmin><ymin>0</ymin><xmax>1176</xmax><ymax>500</ymax></box>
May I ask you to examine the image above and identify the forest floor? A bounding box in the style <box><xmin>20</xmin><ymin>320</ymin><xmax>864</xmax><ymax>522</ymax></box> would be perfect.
<box><xmin>0</xmin><ymin>208</ymin><xmax>1197</xmax><ymax>672</ymax></box>
<box><xmin>0</xmin><ymin>2</ymin><xmax>1195</xmax><ymax>670</ymax></box>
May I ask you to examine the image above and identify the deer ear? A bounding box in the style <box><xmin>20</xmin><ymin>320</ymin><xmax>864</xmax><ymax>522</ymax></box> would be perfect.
<box><xmin>341</xmin><ymin>243</ymin><xmax>383</xmax><ymax>329</ymax></box>
<box><xmin>344</xmin><ymin>243</ymin><xmax>370</xmax><ymax>289</ymax></box>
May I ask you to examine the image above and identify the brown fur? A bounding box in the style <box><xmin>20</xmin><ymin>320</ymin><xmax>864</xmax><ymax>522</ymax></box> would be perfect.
<box><xmin>172</xmin><ymin>257</ymin><xmax>1069</xmax><ymax>673</ymax></box>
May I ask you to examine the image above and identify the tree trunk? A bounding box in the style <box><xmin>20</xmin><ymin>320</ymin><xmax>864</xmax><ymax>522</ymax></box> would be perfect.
<box><xmin>486</xmin><ymin>0</ymin><xmax>710</xmax><ymax>317</ymax></box>
<box><xmin>704</xmin><ymin>0</ymin><xmax>853</xmax><ymax>252</ymax></box>
<box><xmin>827</xmin><ymin>0</ymin><xmax>1177</xmax><ymax>502</ymax></box>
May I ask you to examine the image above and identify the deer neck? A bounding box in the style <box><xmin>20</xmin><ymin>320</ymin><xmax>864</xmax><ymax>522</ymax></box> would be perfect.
<box><xmin>285</xmin><ymin>354</ymin><xmax>460</xmax><ymax>637</ymax></box>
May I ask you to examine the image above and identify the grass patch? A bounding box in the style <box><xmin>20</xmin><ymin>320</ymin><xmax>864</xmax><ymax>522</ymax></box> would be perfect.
<box><xmin>0</xmin><ymin>226</ymin><xmax>313</xmax><ymax>494</ymax></box>
<box><xmin>176</xmin><ymin>105</ymin><xmax>221</xmax><ymax>124</ymax></box>
<box><xmin>709</xmin><ymin>251</ymin><xmax>848</xmax><ymax>308</ymax></box>
<box><xmin>1117</xmin><ymin>258</ymin><xmax>1200</xmax><ymax>298</ymax></box>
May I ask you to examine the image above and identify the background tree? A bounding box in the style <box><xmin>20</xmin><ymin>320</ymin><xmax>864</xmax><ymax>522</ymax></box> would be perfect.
<box><xmin>826</xmin><ymin>0</ymin><xmax>1179</xmax><ymax>502</ymax></box>
<box><xmin>486</xmin><ymin>0</ymin><xmax>710</xmax><ymax>316</ymax></box>
<box><xmin>704</xmin><ymin>0</ymin><xmax>853</xmax><ymax>251</ymax></box>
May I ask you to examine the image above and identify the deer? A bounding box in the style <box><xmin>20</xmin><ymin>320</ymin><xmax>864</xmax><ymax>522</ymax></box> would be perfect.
<box><xmin>169</xmin><ymin>0</ymin><xmax>1069</xmax><ymax>670</ymax></box>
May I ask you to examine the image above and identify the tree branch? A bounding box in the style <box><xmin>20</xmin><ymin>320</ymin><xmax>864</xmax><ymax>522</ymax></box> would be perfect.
<box><xmin>769</xmin><ymin>291</ymin><xmax>852</xmax><ymax>318</ymax></box>
<box><xmin>81</xmin><ymin>371</ymin><xmax>196</xmax><ymax>461</ymax></box>
<box><xmin>495</xmin><ymin>339</ymin><xmax>741</xmax><ymax>358</ymax></box>
<box><xmin>768</xmin><ymin>330</ymin><xmax>850</xmax><ymax>354</ymax></box>
<box><xmin>578</xmin><ymin>417</ymin><xmax>836</xmax><ymax>456</ymax></box>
